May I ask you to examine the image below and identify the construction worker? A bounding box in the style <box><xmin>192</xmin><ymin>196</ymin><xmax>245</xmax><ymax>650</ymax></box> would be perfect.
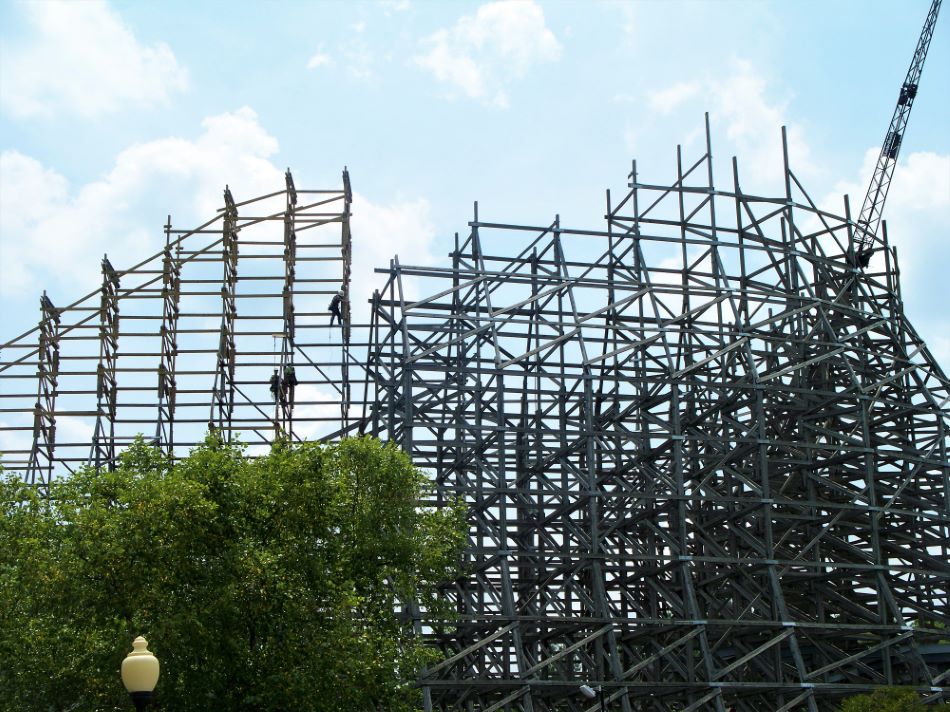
<box><xmin>269</xmin><ymin>368</ymin><xmax>281</xmax><ymax>402</ymax></box>
<box><xmin>329</xmin><ymin>291</ymin><xmax>343</xmax><ymax>326</ymax></box>
<box><xmin>283</xmin><ymin>364</ymin><xmax>298</xmax><ymax>408</ymax></box>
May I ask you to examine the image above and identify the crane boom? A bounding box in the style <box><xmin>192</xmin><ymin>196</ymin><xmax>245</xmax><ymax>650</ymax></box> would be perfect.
<box><xmin>853</xmin><ymin>0</ymin><xmax>942</xmax><ymax>260</ymax></box>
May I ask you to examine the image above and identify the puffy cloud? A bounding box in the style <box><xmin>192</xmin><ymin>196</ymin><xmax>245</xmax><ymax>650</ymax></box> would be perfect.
<box><xmin>0</xmin><ymin>419</ymin><xmax>30</xmax><ymax>465</ymax></box>
<box><xmin>349</xmin><ymin>193</ymin><xmax>438</xmax><ymax>322</ymax></box>
<box><xmin>931</xmin><ymin>336</ymin><xmax>950</xmax><ymax>367</ymax></box>
<box><xmin>307</xmin><ymin>51</ymin><xmax>334</xmax><ymax>69</ymax></box>
<box><xmin>0</xmin><ymin>152</ymin><xmax>70</xmax><ymax>239</ymax></box>
<box><xmin>306</xmin><ymin>23</ymin><xmax>375</xmax><ymax>78</ymax></box>
<box><xmin>632</xmin><ymin>61</ymin><xmax>816</xmax><ymax>194</ymax></box>
<box><xmin>0</xmin><ymin>415</ymin><xmax>92</xmax><ymax>472</ymax></box>
<box><xmin>291</xmin><ymin>384</ymin><xmax>366</xmax><ymax>441</ymax></box>
<box><xmin>0</xmin><ymin>107</ymin><xmax>282</xmax><ymax>300</ymax></box>
<box><xmin>1</xmin><ymin>0</ymin><xmax>188</xmax><ymax>119</ymax></box>
<box><xmin>825</xmin><ymin>149</ymin><xmax>949</xmax><ymax>273</ymax></box>
<box><xmin>623</xmin><ymin>126</ymin><xmax>637</xmax><ymax>152</ymax></box>
<box><xmin>0</xmin><ymin>107</ymin><xmax>437</xmax><ymax>336</ymax></box>
<box><xmin>342</xmin><ymin>36</ymin><xmax>375</xmax><ymax>80</ymax></box>
<box><xmin>380</xmin><ymin>0</ymin><xmax>411</xmax><ymax>12</ymax></box>
<box><xmin>414</xmin><ymin>0</ymin><xmax>561</xmax><ymax>107</ymax></box>
<box><xmin>709</xmin><ymin>60</ymin><xmax>815</xmax><ymax>185</ymax></box>
<box><xmin>0</xmin><ymin>107</ymin><xmax>439</xmax><ymax>458</ymax></box>
<box><xmin>647</xmin><ymin>81</ymin><xmax>700</xmax><ymax>115</ymax></box>
<box><xmin>609</xmin><ymin>1</ymin><xmax>636</xmax><ymax>43</ymax></box>
<box><xmin>824</xmin><ymin>148</ymin><xmax>950</xmax><ymax>369</ymax></box>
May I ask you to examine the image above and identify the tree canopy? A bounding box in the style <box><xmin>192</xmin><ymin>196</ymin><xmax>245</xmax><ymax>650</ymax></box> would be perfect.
<box><xmin>838</xmin><ymin>688</ymin><xmax>929</xmax><ymax>712</ymax></box>
<box><xmin>0</xmin><ymin>435</ymin><xmax>466</xmax><ymax>711</ymax></box>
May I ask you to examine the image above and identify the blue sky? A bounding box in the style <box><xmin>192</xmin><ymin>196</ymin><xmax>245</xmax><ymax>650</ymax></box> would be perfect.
<box><xmin>1</xmin><ymin>0</ymin><xmax>948</xmax><ymax>365</ymax></box>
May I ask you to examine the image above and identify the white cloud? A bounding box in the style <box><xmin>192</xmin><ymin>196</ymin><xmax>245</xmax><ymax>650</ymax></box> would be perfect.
<box><xmin>306</xmin><ymin>31</ymin><xmax>372</xmax><ymax>78</ymax></box>
<box><xmin>636</xmin><ymin>61</ymin><xmax>814</xmax><ymax>189</ymax></box>
<box><xmin>414</xmin><ymin>0</ymin><xmax>561</xmax><ymax>107</ymax></box>
<box><xmin>623</xmin><ymin>127</ymin><xmax>637</xmax><ymax>152</ymax></box>
<box><xmin>710</xmin><ymin>60</ymin><xmax>815</xmax><ymax>184</ymax></box>
<box><xmin>823</xmin><ymin>148</ymin><xmax>950</xmax><ymax>369</ymax></box>
<box><xmin>0</xmin><ymin>152</ymin><xmax>70</xmax><ymax>238</ymax></box>
<box><xmin>0</xmin><ymin>419</ymin><xmax>30</xmax><ymax>465</ymax></box>
<box><xmin>0</xmin><ymin>0</ymin><xmax>188</xmax><ymax>119</ymax></box>
<box><xmin>932</xmin><ymin>336</ymin><xmax>950</xmax><ymax>366</ymax></box>
<box><xmin>825</xmin><ymin>149</ymin><xmax>949</xmax><ymax>270</ymax></box>
<box><xmin>380</xmin><ymin>0</ymin><xmax>411</xmax><ymax>12</ymax></box>
<box><xmin>343</xmin><ymin>37</ymin><xmax>375</xmax><ymax>80</ymax></box>
<box><xmin>648</xmin><ymin>81</ymin><xmax>700</xmax><ymax>115</ymax></box>
<box><xmin>1</xmin><ymin>107</ymin><xmax>282</xmax><ymax>300</ymax></box>
<box><xmin>616</xmin><ymin>2</ymin><xmax>636</xmax><ymax>42</ymax></box>
<box><xmin>0</xmin><ymin>414</ymin><xmax>92</xmax><ymax>471</ymax></box>
<box><xmin>291</xmin><ymin>384</ymin><xmax>365</xmax><ymax>441</ymax></box>
<box><xmin>349</xmin><ymin>193</ymin><xmax>438</xmax><ymax>322</ymax></box>
<box><xmin>0</xmin><ymin>107</ymin><xmax>437</xmax><ymax>338</ymax></box>
<box><xmin>307</xmin><ymin>51</ymin><xmax>334</xmax><ymax>69</ymax></box>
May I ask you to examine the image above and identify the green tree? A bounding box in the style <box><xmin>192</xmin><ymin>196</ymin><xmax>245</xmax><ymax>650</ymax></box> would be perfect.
<box><xmin>839</xmin><ymin>688</ymin><xmax>928</xmax><ymax>712</ymax></box>
<box><xmin>0</xmin><ymin>435</ymin><xmax>466</xmax><ymax>711</ymax></box>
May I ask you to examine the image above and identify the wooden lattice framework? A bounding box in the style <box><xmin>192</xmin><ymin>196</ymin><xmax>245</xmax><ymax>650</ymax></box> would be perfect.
<box><xmin>1</xmin><ymin>124</ymin><xmax>947</xmax><ymax>709</ymax></box>
<box><xmin>361</xmin><ymin>121</ymin><xmax>949</xmax><ymax>710</ymax></box>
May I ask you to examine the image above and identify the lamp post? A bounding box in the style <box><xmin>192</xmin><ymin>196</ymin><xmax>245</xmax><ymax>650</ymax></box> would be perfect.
<box><xmin>579</xmin><ymin>683</ymin><xmax>607</xmax><ymax>711</ymax></box>
<box><xmin>121</xmin><ymin>636</ymin><xmax>160</xmax><ymax>711</ymax></box>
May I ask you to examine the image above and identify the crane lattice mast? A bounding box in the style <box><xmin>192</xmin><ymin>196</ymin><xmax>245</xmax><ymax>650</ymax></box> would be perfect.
<box><xmin>853</xmin><ymin>0</ymin><xmax>941</xmax><ymax>263</ymax></box>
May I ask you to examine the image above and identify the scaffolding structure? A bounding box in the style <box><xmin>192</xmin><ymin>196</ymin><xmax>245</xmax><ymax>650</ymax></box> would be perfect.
<box><xmin>1</xmin><ymin>122</ymin><xmax>948</xmax><ymax>709</ymax></box>
<box><xmin>1</xmin><ymin>170</ymin><xmax>354</xmax><ymax>484</ymax></box>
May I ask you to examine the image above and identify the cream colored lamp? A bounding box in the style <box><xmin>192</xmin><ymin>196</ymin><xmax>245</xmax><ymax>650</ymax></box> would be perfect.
<box><xmin>121</xmin><ymin>636</ymin><xmax>160</xmax><ymax>711</ymax></box>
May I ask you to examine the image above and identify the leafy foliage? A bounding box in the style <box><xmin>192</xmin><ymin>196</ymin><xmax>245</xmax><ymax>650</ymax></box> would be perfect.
<box><xmin>838</xmin><ymin>687</ymin><xmax>928</xmax><ymax>712</ymax></box>
<box><xmin>0</xmin><ymin>435</ymin><xmax>466</xmax><ymax>711</ymax></box>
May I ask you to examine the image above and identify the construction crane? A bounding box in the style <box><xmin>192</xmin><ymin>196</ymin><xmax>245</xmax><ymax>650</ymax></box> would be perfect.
<box><xmin>852</xmin><ymin>0</ymin><xmax>942</xmax><ymax>268</ymax></box>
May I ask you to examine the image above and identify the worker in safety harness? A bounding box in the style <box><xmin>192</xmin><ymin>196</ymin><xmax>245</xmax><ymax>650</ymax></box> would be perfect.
<box><xmin>269</xmin><ymin>368</ymin><xmax>281</xmax><ymax>402</ymax></box>
<box><xmin>283</xmin><ymin>364</ymin><xmax>298</xmax><ymax>409</ymax></box>
<box><xmin>329</xmin><ymin>291</ymin><xmax>343</xmax><ymax>326</ymax></box>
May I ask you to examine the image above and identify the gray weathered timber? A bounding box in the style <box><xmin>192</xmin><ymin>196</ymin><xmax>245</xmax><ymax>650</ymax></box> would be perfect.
<box><xmin>1</xmin><ymin>129</ymin><xmax>948</xmax><ymax>709</ymax></box>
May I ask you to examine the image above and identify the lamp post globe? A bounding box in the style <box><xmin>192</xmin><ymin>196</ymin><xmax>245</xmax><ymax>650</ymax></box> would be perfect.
<box><xmin>121</xmin><ymin>636</ymin><xmax>160</xmax><ymax>711</ymax></box>
<box><xmin>579</xmin><ymin>683</ymin><xmax>606</xmax><ymax>711</ymax></box>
